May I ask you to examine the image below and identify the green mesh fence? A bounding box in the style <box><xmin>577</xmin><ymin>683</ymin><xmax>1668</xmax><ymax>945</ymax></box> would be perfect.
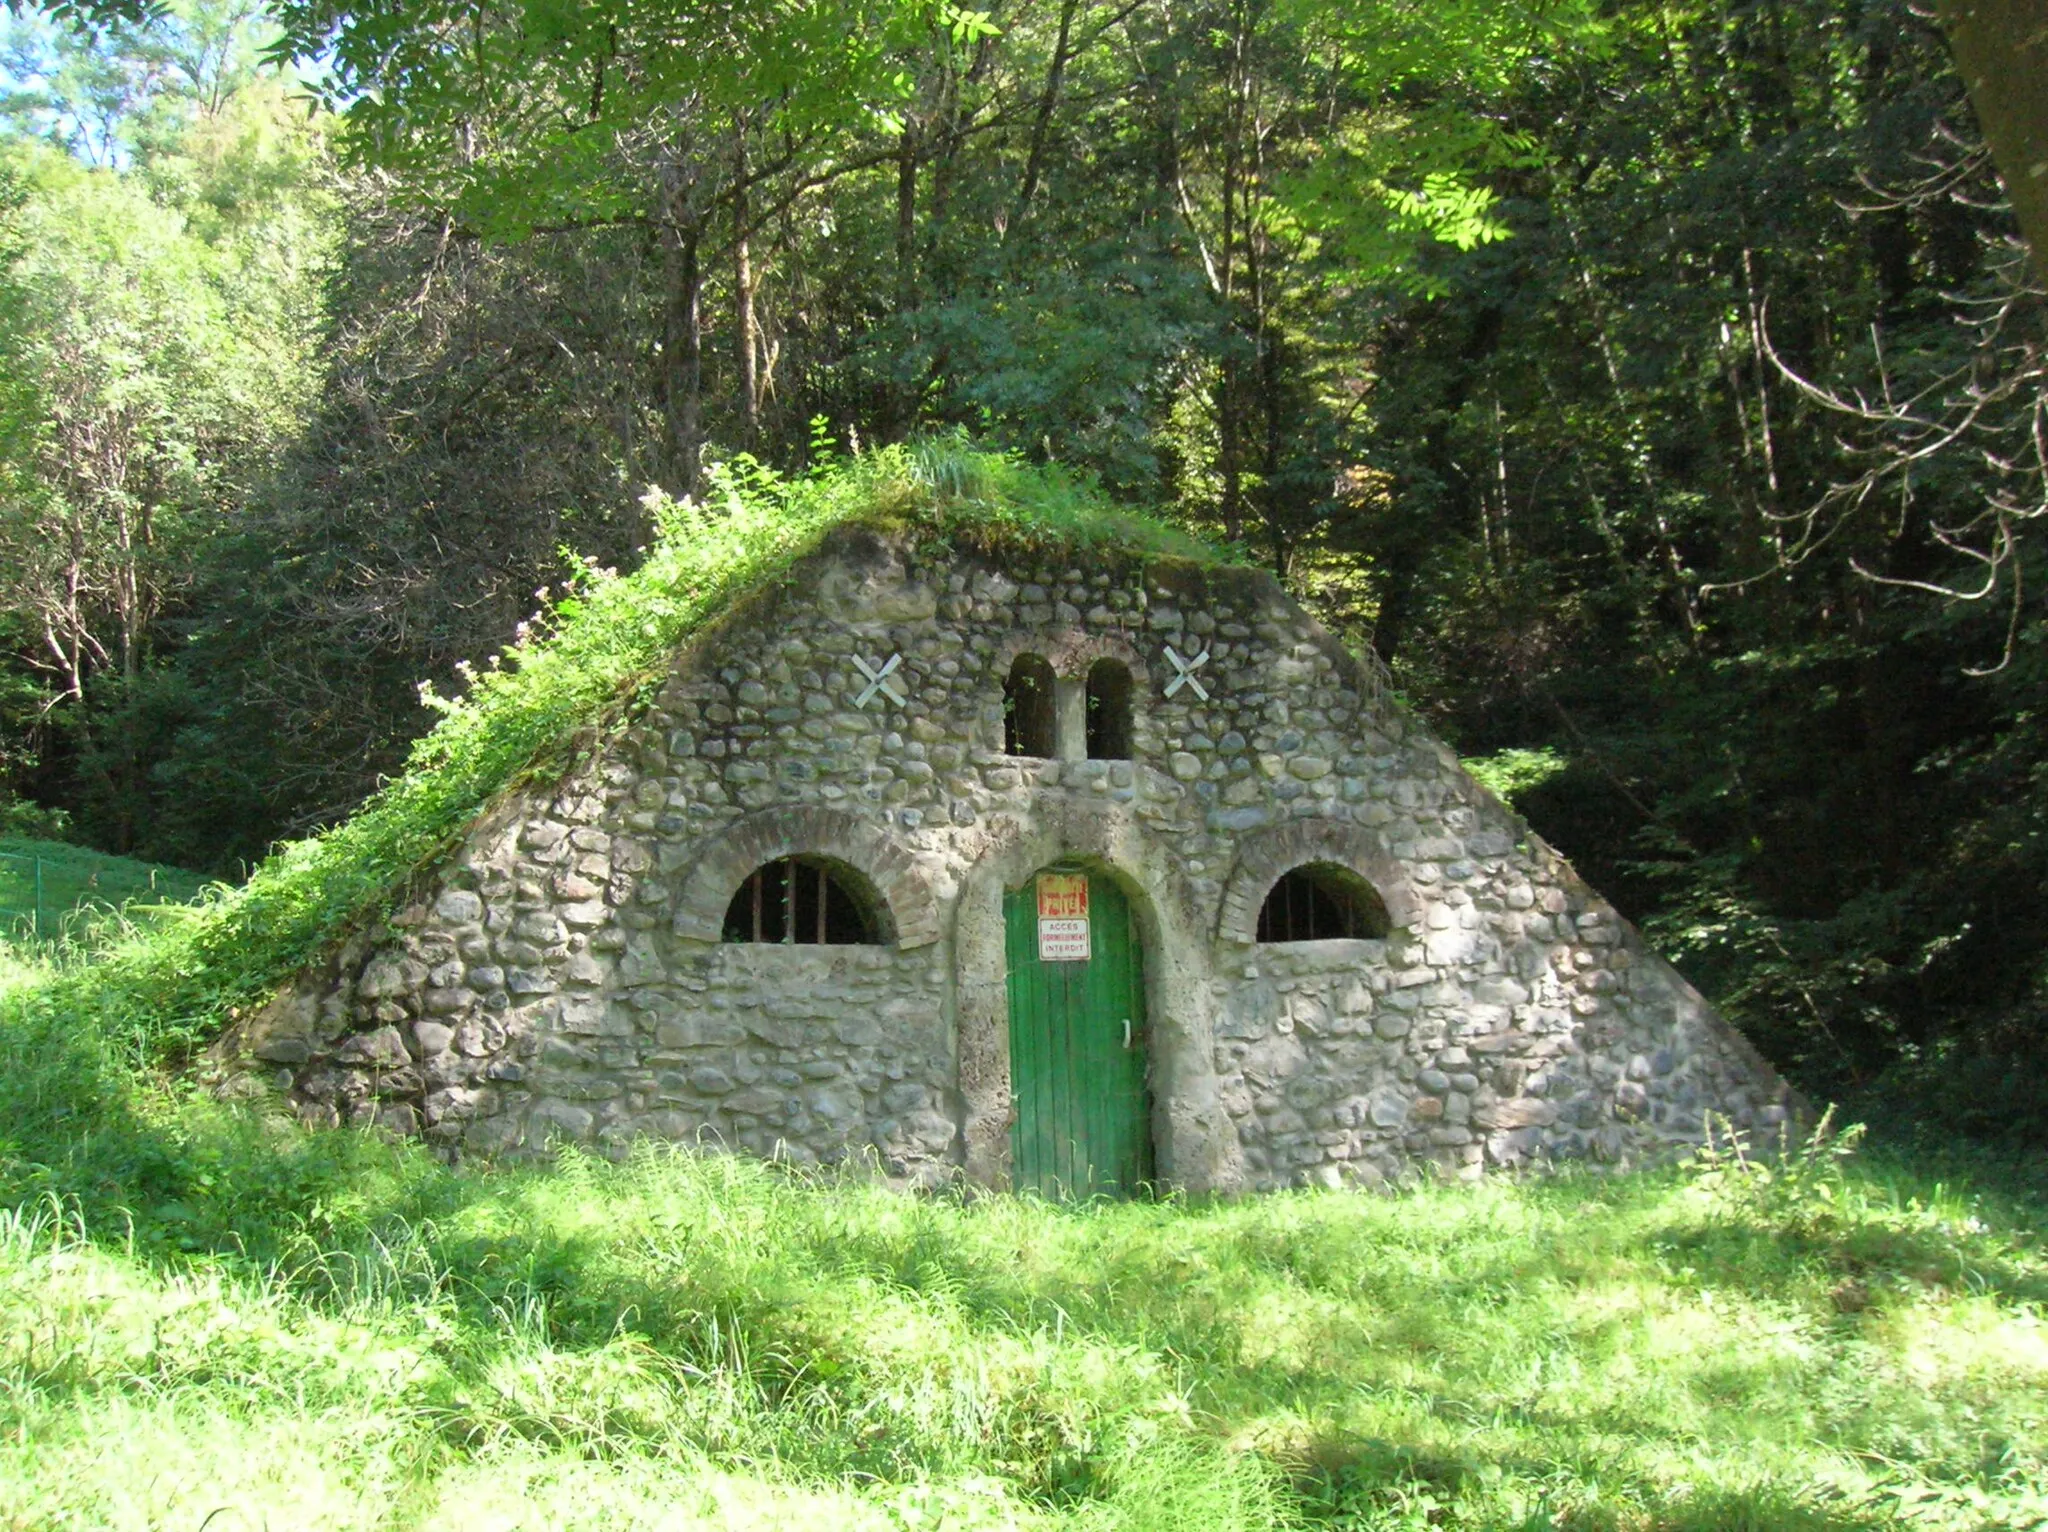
<box><xmin>0</xmin><ymin>845</ymin><xmax>205</xmax><ymax>942</ymax></box>
<box><xmin>0</xmin><ymin>850</ymin><xmax>47</xmax><ymax>940</ymax></box>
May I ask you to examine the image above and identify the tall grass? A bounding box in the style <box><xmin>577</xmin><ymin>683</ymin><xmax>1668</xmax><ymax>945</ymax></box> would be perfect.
<box><xmin>0</xmin><ymin>1114</ymin><xmax>2042</xmax><ymax>1530</ymax></box>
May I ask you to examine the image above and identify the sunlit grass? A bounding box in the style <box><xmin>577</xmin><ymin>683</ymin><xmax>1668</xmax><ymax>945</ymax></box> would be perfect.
<box><xmin>0</xmin><ymin>1108</ymin><xmax>2041</xmax><ymax>1530</ymax></box>
<box><xmin>0</xmin><ymin>944</ymin><xmax>45</xmax><ymax>999</ymax></box>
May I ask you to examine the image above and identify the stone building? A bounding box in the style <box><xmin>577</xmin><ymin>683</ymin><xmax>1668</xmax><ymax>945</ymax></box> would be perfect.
<box><xmin>231</xmin><ymin>519</ymin><xmax>1799</xmax><ymax>1194</ymax></box>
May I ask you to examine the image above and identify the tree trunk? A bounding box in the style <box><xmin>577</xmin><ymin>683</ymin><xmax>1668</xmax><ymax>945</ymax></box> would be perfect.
<box><xmin>1012</xmin><ymin>0</ymin><xmax>1079</xmax><ymax>231</ymax></box>
<box><xmin>896</xmin><ymin>122</ymin><xmax>919</xmax><ymax>317</ymax></box>
<box><xmin>1216</xmin><ymin>26</ymin><xmax>1247</xmax><ymax>544</ymax></box>
<box><xmin>1937</xmin><ymin>0</ymin><xmax>2048</xmax><ymax>273</ymax></box>
<box><xmin>1560</xmin><ymin>204</ymin><xmax>1703</xmax><ymax>646</ymax></box>
<box><xmin>892</xmin><ymin>119</ymin><xmax>920</xmax><ymax>438</ymax></box>
<box><xmin>733</xmin><ymin>123</ymin><xmax>760</xmax><ymax>445</ymax></box>
<box><xmin>56</xmin><ymin>508</ymin><xmax>88</xmax><ymax>702</ymax></box>
<box><xmin>1247</xmin><ymin>87</ymin><xmax>1288</xmax><ymax>575</ymax></box>
<box><xmin>663</xmin><ymin>221</ymin><xmax>705</xmax><ymax>497</ymax></box>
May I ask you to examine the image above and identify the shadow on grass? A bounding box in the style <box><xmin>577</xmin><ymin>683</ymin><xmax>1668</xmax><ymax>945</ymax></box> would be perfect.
<box><xmin>1653</xmin><ymin>1214</ymin><xmax>2048</xmax><ymax>1310</ymax></box>
<box><xmin>3</xmin><ymin>1011</ymin><xmax>2044</xmax><ymax>1528</ymax></box>
<box><xmin>1297</xmin><ymin>1440</ymin><xmax>1908</xmax><ymax>1532</ymax></box>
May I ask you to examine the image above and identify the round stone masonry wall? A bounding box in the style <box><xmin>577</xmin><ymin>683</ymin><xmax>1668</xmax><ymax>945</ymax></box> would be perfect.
<box><xmin>219</xmin><ymin>524</ymin><xmax>1803</xmax><ymax>1191</ymax></box>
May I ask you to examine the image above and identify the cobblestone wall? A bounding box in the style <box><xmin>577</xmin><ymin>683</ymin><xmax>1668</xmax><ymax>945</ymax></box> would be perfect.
<box><xmin>226</xmin><ymin>524</ymin><xmax>1799</xmax><ymax>1191</ymax></box>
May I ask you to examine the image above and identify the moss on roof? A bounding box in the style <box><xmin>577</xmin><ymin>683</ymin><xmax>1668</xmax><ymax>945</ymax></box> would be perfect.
<box><xmin>5</xmin><ymin>442</ymin><xmax>1232</xmax><ymax>1060</ymax></box>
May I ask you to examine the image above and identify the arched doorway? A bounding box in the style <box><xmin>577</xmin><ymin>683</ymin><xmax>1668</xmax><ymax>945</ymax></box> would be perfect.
<box><xmin>1002</xmin><ymin>864</ymin><xmax>1152</xmax><ymax>1197</ymax></box>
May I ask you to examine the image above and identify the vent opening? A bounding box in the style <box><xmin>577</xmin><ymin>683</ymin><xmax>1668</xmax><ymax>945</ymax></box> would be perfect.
<box><xmin>1256</xmin><ymin>863</ymin><xmax>1391</xmax><ymax>942</ymax></box>
<box><xmin>722</xmin><ymin>857</ymin><xmax>885</xmax><ymax>944</ymax></box>
<box><xmin>1085</xmin><ymin>658</ymin><xmax>1133</xmax><ymax>760</ymax></box>
<box><xmin>1004</xmin><ymin>653</ymin><xmax>1057</xmax><ymax>757</ymax></box>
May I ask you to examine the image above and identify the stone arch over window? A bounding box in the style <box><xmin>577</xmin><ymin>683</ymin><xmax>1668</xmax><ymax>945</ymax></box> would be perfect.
<box><xmin>1004</xmin><ymin>653</ymin><xmax>1057</xmax><ymax>757</ymax></box>
<box><xmin>722</xmin><ymin>855</ymin><xmax>888</xmax><ymax>944</ymax></box>
<box><xmin>673</xmin><ymin>807</ymin><xmax>941</xmax><ymax>948</ymax></box>
<box><xmin>1215</xmin><ymin>820</ymin><xmax>1418</xmax><ymax>945</ymax></box>
<box><xmin>1255</xmin><ymin>863</ymin><xmax>1391</xmax><ymax>941</ymax></box>
<box><xmin>1085</xmin><ymin>658</ymin><xmax>1133</xmax><ymax>760</ymax></box>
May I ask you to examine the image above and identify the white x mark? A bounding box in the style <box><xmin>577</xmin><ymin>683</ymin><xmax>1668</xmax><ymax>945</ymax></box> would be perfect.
<box><xmin>852</xmin><ymin>652</ymin><xmax>907</xmax><ymax>708</ymax></box>
<box><xmin>1164</xmin><ymin>645</ymin><xmax>1210</xmax><ymax>701</ymax></box>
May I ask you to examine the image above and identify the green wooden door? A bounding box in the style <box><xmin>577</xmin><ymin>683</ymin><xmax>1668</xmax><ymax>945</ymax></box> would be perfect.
<box><xmin>1004</xmin><ymin>866</ymin><xmax>1152</xmax><ymax>1198</ymax></box>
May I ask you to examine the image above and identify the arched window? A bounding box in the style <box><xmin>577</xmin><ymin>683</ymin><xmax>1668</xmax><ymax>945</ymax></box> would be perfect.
<box><xmin>722</xmin><ymin>857</ymin><xmax>884</xmax><ymax>944</ymax></box>
<box><xmin>1085</xmin><ymin>658</ymin><xmax>1133</xmax><ymax>760</ymax></box>
<box><xmin>1004</xmin><ymin>653</ymin><xmax>1057</xmax><ymax>757</ymax></box>
<box><xmin>1256</xmin><ymin>863</ymin><xmax>1391</xmax><ymax>942</ymax></box>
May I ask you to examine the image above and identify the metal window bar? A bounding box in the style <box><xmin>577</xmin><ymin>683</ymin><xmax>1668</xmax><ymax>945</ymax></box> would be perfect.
<box><xmin>725</xmin><ymin>858</ymin><xmax>882</xmax><ymax>944</ymax></box>
<box><xmin>1258</xmin><ymin>867</ymin><xmax>1384</xmax><ymax>943</ymax></box>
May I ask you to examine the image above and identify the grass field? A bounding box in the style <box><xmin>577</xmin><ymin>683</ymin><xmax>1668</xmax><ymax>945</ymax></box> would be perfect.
<box><xmin>0</xmin><ymin>834</ymin><xmax>210</xmax><ymax>943</ymax></box>
<box><xmin>0</xmin><ymin>1035</ymin><xmax>2041</xmax><ymax>1531</ymax></box>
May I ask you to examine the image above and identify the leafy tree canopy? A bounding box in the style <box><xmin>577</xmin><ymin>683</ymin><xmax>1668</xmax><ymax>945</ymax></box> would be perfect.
<box><xmin>267</xmin><ymin>0</ymin><xmax>949</xmax><ymax>235</ymax></box>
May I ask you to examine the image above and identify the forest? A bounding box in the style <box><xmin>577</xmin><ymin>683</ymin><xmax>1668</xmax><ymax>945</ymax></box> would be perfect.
<box><xmin>1</xmin><ymin>0</ymin><xmax>2039</xmax><ymax>1142</ymax></box>
<box><xmin>0</xmin><ymin>3</ymin><xmax>2045</xmax><ymax>1527</ymax></box>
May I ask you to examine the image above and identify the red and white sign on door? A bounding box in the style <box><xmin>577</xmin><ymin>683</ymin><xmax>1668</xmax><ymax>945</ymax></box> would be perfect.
<box><xmin>1036</xmin><ymin>871</ymin><xmax>1090</xmax><ymax>962</ymax></box>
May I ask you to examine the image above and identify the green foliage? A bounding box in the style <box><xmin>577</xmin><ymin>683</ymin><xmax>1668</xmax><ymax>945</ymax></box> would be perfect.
<box><xmin>1268</xmin><ymin>0</ymin><xmax>1601</xmax><ymax>292</ymax></box>
<box><xmin>0</xmin><ymin>794</ymin><xmax>67</xmax><ymax>839</ymax></box>
<box><xmin>270</xmin><ymin>0</ymin><xmax>924</xmax><ymax>235</ymax></box>
<box><xmin>906</xmin><ymin>434</ymin><xmax>1218</xmax><ymax>563</ymax></box>
<box><xmin>0</xmin><ymin>447</ymin><xmax>1211</xmax><ymax>1069</ymax></box>
<box><xmin>0</xmin><ymin>2</ymin><xmax>285</xmax><ymax>169</ymax></box>
<box><xmin>133</xmin><ymin>148</ymin><xmax>659</xmax><ymax>873</ymax></box>
<box><xmin>0</xmin><ymin>11</ymin><xmax>335</xmax><ymax>860</ymax></box>
<box><xmin>1355</xmin><ymin>0</ymin><xmax>2048</xmax><ymax>1137</ymax></box>
<box><xmin>1458</xmin><ymin>746</ymin><xmax>1565</xmax><ymax>807</ymax></box>
<box><xmin>0</xmin><ymin>126</ymin><xmax>327</xmax><ymax>523</ymax></box>
<box><xmin>1689</xmin><ymin>1106</ymin><xmax>1868</xmax><ymax>1232</ymax></box>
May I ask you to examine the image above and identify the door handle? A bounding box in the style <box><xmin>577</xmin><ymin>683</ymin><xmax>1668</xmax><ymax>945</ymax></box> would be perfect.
<box><xmin>1122</xmin><ymin>1018</ymin><xmax>1133</xmax><ymax>1050</ymax></box>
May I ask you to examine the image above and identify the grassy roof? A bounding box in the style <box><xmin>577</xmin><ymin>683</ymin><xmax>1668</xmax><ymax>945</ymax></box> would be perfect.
<box><xmin>0</xmin><ymin>442</ymin><xmax>1225</xmax><ymax>1066</ymax></box>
